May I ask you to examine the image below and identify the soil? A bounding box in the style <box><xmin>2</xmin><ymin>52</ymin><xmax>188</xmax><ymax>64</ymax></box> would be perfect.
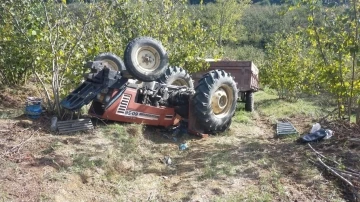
<box><xmin>0</xmin><ymin>88</ymin><xmax>359</xmax><ymax>202</ymax></box>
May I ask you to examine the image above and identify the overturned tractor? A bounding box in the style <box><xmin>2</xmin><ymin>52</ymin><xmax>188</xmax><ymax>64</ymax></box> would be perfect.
<box><xmin>60</xmin><ymin>37</ymin><xmax>238</xmax><ymax>136</ymax></box>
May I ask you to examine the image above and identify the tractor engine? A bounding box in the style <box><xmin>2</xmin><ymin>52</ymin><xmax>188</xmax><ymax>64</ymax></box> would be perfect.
<box><xmin>135</xmin><ymin>81</ymin><xmax>194</xmax><ymax>118</ymax></box>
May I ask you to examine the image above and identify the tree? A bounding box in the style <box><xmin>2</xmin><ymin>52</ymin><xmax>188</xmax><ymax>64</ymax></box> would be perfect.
<box><xmin>197</xmin><ymin>0</ymin><xmax>250</xmax><ymax>47</ymax></box>
<box><xmin>264</xmin><ymin>0</ymin><xmax>360</xmax><ymax>122</ymax></box>
<box><xmin>264</xmin><ymin>32</ymin><xmax>317</xmax><ymax>100</ymax></box>
<box><xmin>114</xmin><ymin>0</ymin><xmax>218</xmax><ymax>72</ymax></box>
<box><xmin>0</xmin><ymin>0</ymin><xmax>218</xmax><ymax>116</ymax></box>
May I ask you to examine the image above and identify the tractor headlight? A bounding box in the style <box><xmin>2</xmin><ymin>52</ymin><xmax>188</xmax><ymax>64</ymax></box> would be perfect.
<box><xmin>96</xmin><ymin>93</ymin><xmax>105</xmax><ymax>102</ymax></box>
<box><xmin>104</xmin><ymin>95</ymin><xmax>111</xmax><ymax>103</ymax></box>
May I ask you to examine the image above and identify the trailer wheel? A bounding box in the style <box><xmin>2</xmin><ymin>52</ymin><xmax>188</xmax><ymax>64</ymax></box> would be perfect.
<box><xmin>94</xmin><ymin>52</ymin><xmax>126</xmax><ymax>72</ymax></box>
<box><xmin>192</xmin><ymin>70</ymin><xmax>238</xmax><ymax>134</ymax></box>
<box><xmin>238</xmin><ymin>92</ymin><xmax>246</xmax><ymax>102</ymax></box>
<box><xmin>157</xmin><ymin>66</ymin><xmax>194</xmax><ymax>88</ymax></box>
<box><xmin>124</xmin><ymin>37</ymin><xmax>169</xmax><ymax>82</ymax></box>
<box><xmin>245</xmin><ymin>91</ymin><xmax>254</xmax><ymax>112</ymax></box>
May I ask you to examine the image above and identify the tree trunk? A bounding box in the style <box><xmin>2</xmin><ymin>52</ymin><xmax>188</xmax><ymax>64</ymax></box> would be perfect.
<box><xmin>357</xmin><ymin>100</ymin><xmax>360</xmax><ymax>125</ymax></box>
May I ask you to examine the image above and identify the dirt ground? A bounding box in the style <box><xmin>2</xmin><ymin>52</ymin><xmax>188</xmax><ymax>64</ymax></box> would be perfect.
<box><xmin>0</xmin><ymin>88</ymin><xmax>359</xmax><ymax>202</ymax></box>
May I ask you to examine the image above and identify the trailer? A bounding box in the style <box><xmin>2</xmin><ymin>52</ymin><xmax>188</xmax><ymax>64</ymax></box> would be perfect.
<box><xmin>192</xmin><ymin>60</ymin><xmax>259</xmax><ymax>112</ymax></box>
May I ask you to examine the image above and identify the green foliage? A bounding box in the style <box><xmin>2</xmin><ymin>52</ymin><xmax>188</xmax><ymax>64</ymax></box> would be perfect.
<box><xmin>238</xmin><ymin>4</ymin><xmax>308</xmax><ymax>49</ymax></box>
<box><xmin>263</xmin><ymin>0</ymin><xmax>360</xmax><ymax>121</ymax></box>
<box><xmin>223</xmin><ymin>45</ymin><xmax>266</xmax><ymax>67</ymax></box>
<box><xmin>0</xmin><ymin>0</ymin><xmax>217</xmax><ymax>115</ymax></box>
<box><xmin>264</xmin><ymin>32</ymin><xmax>317</xmax><ymax>100</ymax></box>
<box><xmin>115</xmin><ymin>0</ymin><xmax>218</xmax><ymax>72</ymax></box>
<box><xmin>191</xmin><ymin>0</ymin><xmax>250</xmax><ymax>48</ymax></box>
<box><xmin>0</xmin><ymin>0</ymin><xmax>40</xmax><ymax>85</ymax></box>
<box><xmin>217</xmin><ymin>4</ymin><xmax>309</xmax><ymax>67</ymax></box>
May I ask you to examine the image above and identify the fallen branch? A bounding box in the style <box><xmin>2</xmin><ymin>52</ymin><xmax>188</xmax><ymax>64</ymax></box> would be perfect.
<box><xmin>316</xmin><ymin>156</ymin><xmax>354</xmax><ymax>187</ymax></box>
<box><xmin>317</xmin><ymin>157</ymin><xmax>359</xmax><ymax>201</ymax></box>
<box><xmin>308</xmin><ymin>143</ymin><xmax>360</xmax><ymax>201</ymax></box>
<box><xmin>309</xmin><ymin>159</ymin><xmax>360</xmax><ymax>180</ymax></box>
<box><xmin>1</xmin><ymin>129</ymin><xmax>39</xmax><ymax>158</ymax></box>
<box><xmin>0</xmin><ymin>130</ymin><xmax>10</xmax><ymax>132</ymax></box>
<box><xmin>319</xmin><ymin>108</ymin><xmax>337</xmax><ymax>123</ymax></box>
<box><xmin>307</xmin><ymin>143</ymin><xmax>360</xmax><ymax>174</ymax></box>
<box><xmin>308</xmin><ymin>143</ymin><xmax>341</xmax><ymax>165</ymax></box>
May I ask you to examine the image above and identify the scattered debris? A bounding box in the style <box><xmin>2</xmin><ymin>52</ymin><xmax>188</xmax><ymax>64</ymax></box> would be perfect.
<box><xmin>1</xmin><ymin>128</ymin><xmax>39</xmax><ymax>159</ymax></box>
<box><xmin>310</xmin><ymin>122</ymin><xmax>321</xmax><ymax>133</ymax></box>
<box><xmin>159</xmin><ymin>156</ymin><xmax>172</xmax><ymax>165</ymax></box>
<box><xmin>299</xmin><ymin>123</ymin><xmax>334</xmax><ymax>143</ymax></box>
<box><xmin>276</xmin><ymin>121</ymin><xmax>298</xmax><ymax>136</ymax></box>
<box><xmin>56</xmin><ymin>118</ymin><xmax>94</xmax><ymax>134</ymax></box>
<box><xmin>179</xmin><ymin>143</ymin><xmax>188</xmax><ymax>151</ymax></box>
<box><xmin>25</xmin><ymin>97</ymin><xmax>42</xmax><ymax>119</ymax></box>
<box><xmin>50</xmin><ymin>116</ymin><xmax>58</xmax><ymax>132</ymax></box>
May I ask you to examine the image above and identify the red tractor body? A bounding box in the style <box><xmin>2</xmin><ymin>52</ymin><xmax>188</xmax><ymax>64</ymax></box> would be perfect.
<box><xmin>88</xmin><ymin>87</ymin><xmax>180</xmax><ymax>127</ymax></box>
<box><xmin>60</xmin><ymin>37</ymin><xmax>239</xmax><ymax>137</ymax></box>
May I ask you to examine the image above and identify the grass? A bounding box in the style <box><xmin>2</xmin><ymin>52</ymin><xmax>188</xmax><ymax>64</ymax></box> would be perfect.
<box><xmin>0</xmin><ymin>109</ymin><xmax>24</xmax><ymax>119</ymax></box>
<box><xmin>213</xmin><ymin>166</ymin><xmax>285</xmax><ymax>202</ymax></box>
<box><xmin>233</xmin><ymin>109</ymin><xmax>254</xmax><ymax>124</ymax></box>
<box><xmin>199</xmin><ymin>151</ymin><xmax>238</xmax><ymax>180</ymax></box>
<box><xmin>235</xmin><ymin>87</ymin><xmax>327</xmax><ymax>126</ymax></box>
<box><xmin>0</xmin><ymin>86</ymin><xmax>349</xmax><ymax>202</ymax></box>
<box><xmin>72</xmin><ymin>154</ymin><xmax>105</xmax><ymax>169</ymax></box>
<box><xmin>253</xmin><ymin>88</ymin><xmax>331</xmax><ymax>123</ymax></box>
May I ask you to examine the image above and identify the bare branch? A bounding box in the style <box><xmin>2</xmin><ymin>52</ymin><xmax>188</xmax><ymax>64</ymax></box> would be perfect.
<box><xmin>59</xmin><ymin>7</ymin><xmax>95</xmax><ymax>87</ymax></box>
<box><xmin>1</xmin><ymin>128</ymin><xmax>39</xmax><ymax>158</ymax></box>
<box><xmin>33</xmin><ymin>68</ymin><xmax>52</xmax><ymax>111</ymax></box>
<box><xmin>308</xmin><ymin>143</ymin><xmax>341</xmax><ymax>165</ymax></box>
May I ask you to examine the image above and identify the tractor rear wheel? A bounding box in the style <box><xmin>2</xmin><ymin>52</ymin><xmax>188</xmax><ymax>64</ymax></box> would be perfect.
<box><xmin>124</xmin><ymin>37</ymin><xmax>169</xmax><ymax>82</ymax></box>
<box><xmin>192</xmin><ymin>70</ymin><xmax>238</xmax><ymax>134</ymax></box>
<box><xmin>157</xmin><ymin>66</ymin><xmax>194</xmax><ymax>88</ymax></box>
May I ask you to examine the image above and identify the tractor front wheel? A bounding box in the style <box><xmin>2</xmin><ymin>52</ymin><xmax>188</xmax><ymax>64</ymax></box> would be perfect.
<box><xmin>124</xmin><ymin>37</ymin><xmax>169</xmax><ymax>82</ymax></box>
<box><xmin>192</xmin><ymin>70</ymin><xmax>238</xmax><ymax>134</ymax></box>
<box><xmin>94</xmin><ymin>52</ymin><xmax>126</xmax><ymax>72</ymax></box>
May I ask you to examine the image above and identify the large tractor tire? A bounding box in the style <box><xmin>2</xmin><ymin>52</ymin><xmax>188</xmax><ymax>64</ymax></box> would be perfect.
<box><xmin>124</xmin><ymin>37</ymin><xmax>169</xmax><ymax>82</ymax></box>
<box><xmin>94</xmin><ymin>52</ymin><xmax>126</xmax><ymax>72</ymax></box>
<box><xmin>192</xmin><ymin>70</ymin><xmax>238</xmax><ymax>134</ymax></box>
<box><xmin>157</xmin><ymin>66</ymin><xmax>194</xmax><ymax>88</ymax></box>
<box><xmin>245</xmin><ymin>91</ymin><xmax>254</xmax><ymax>112</ymax></box>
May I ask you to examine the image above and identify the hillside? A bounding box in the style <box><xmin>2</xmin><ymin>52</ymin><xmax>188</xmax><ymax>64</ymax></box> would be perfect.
<box><xmin>0</xmin><ymin>88</ymin><xmax>359</xmax><ymax>201</ymax></box>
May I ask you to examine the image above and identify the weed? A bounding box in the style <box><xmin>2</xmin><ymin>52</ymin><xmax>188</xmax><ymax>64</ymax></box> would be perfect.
<box><xmin>254</xmin><ymin>89</ymin><xmax>278</xmax><ymax>103</ymax></box>
<box><xmin>214</xmin><ymin>185</ymin><xmax>275</xmax><ymax>202</ymax></box>
<box><xmin>199</xmin><ymin>150</ymin><xmax>237</xmax><ymax>180</ymax></box>
<box><xmin>43</xmin><ymin>171</ymin><xmax>66</xmax><ymax>183</ymax></box>
<box><xmin>72</xmin><ymin>153</ymin><xmax>105</xmax><ymax>169</ymax></box>
<box><xmin>254</xmin><ymin>90</ymin><xmax>330</xmax><ymax>123</ymax></box>
<box><xmin>233</xmin><ymin>110</ymin><xmax>254</xmax><ymax>124</ymax></box>
<box><xmin>99</xmin><ymin>123</ymin><xmax>154</xmax><ymax>182</ymax></box>
<box><xmin>41</xmin><ymin>141</ymin><xmax>62</xmax><ymax>155</ymax></box>
<box><xmin>0</xmin><ymin>109</ymin><xmax>24</xmax><ymax>119</ymax></box>
<box><xmin>276</xmin><ymin>133</ymin><xmax>300</xmax><ymax>142</ymax></box>
<box><xmin>0</xmin><ymin>187</ymin><xmax>8</xmax><ymax>202</ymax></box>
<box><xmin>39</xmin><ymin>193</ymin><xmax>52</xmax><ymax>202</ymax></box>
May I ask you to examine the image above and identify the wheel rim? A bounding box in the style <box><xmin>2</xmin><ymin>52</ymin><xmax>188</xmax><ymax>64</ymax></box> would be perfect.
<box><xmin>211</xmin><ymin>84</ymin><xmax>234</xmax><ymax>118</ymax></box>
<box><xmin>171</xmin><ymin>79</ymin><xmax>188</xmax><ymax>87</ymax></box>
<box><xmin>135</xmin><ymin>46</ymin><xmax>161</xmax><ymax>72</ymax></box>
<box><xmin>101</xmin><ymin>59</ymin><xmax>119</xmax><ymax>71</ymax></box>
